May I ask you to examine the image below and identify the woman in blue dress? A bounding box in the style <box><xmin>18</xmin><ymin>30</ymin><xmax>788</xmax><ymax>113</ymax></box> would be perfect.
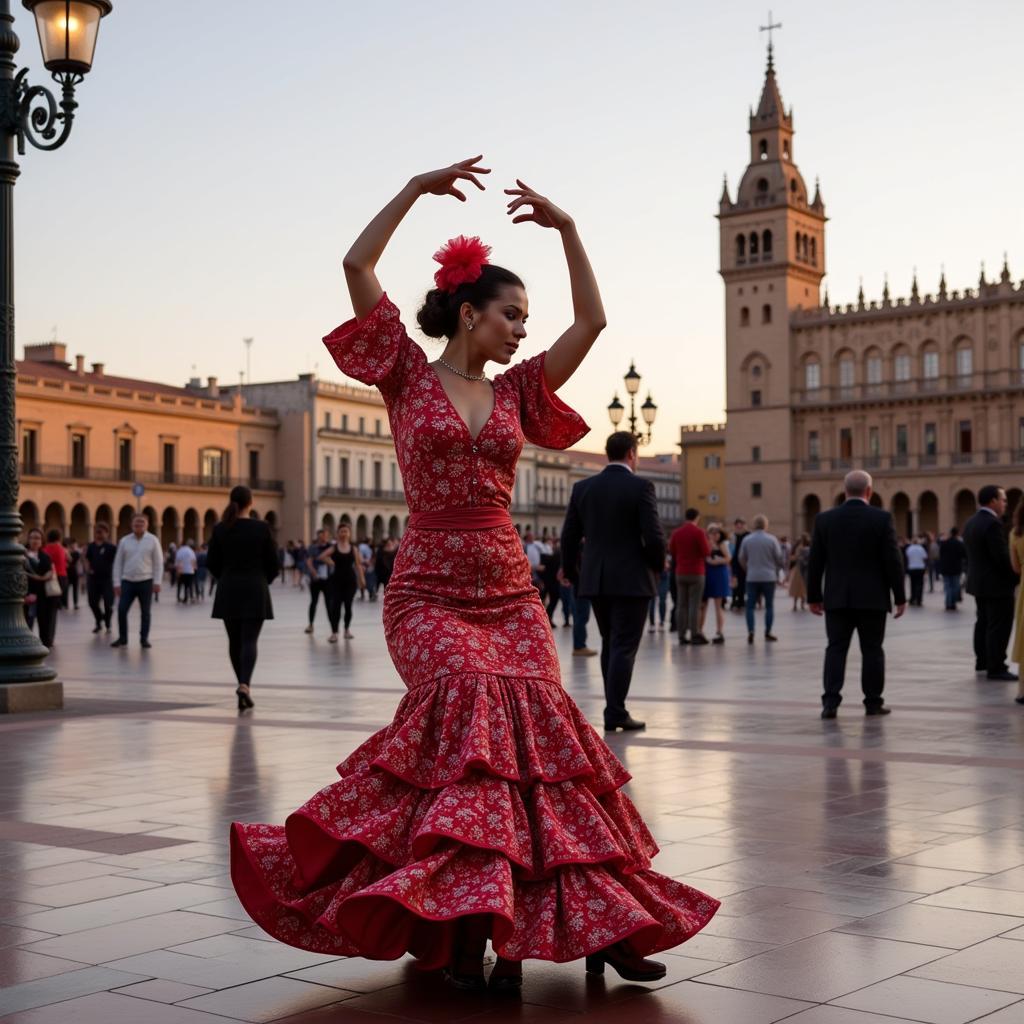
<box><xmin>701</xmin><ymin>524</ymin><xmax>732</xmax><ymax>644</ymax></box>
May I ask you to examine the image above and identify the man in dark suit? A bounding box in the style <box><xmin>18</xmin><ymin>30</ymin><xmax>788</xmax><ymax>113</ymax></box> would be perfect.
<box><xmin>562</xmin><ymin>431</ymin><xmax>665</xmax><ymax>731</ymax></box>
<box><xmin>963</xmin><ymin>484</ymin><xmax>1018</xmax><ymax>681</ymax></box>
<box><xmin>807</xmin><ymin>470</ymin><xmax>906</xmax><ymax>719</ymax></box>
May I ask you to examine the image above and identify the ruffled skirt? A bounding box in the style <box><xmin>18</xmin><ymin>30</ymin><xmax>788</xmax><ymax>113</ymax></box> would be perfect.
<box><xmin>231</xmin><ymin>671</ymin><xmax>720</xmax><ymax>968</ymax></box>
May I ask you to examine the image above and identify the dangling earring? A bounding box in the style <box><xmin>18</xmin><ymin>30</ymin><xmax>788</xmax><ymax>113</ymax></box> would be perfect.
<box><xmin>466</xmin><ymin>320</ymin><xmax>474</xmax><ymax>331</ymax></box>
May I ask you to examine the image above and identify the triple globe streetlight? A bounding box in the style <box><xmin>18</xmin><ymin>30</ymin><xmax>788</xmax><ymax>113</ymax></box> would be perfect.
<box><xmin>0</xmin><ymin>0</ymin><xmax>112</xmax><ymax>709</ymax></box>
<box><xmin>607</xmin><ymin>361</ymin><xmax>657</xmax><ymax>445</ymax></box>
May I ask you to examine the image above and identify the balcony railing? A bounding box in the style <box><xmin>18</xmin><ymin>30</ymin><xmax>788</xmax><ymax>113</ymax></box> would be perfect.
<box><xmin>318</xmin><ymin>486</ymin><xmax>405</xmax><ymax>502</ymax></box>
<box><xmin>19</xmin><ymin>463</ymin><xmax>282</xmax><ymax>491</ymax></box>
<box><xmin>796</xmin><ymin>369</ymin><xmax>1024</xmax><ymax>405</ymax></box>
<box><xmin>794</xmin><ymin>451</ymin><xmax>1016</xmax><ymax>474</ymax></box>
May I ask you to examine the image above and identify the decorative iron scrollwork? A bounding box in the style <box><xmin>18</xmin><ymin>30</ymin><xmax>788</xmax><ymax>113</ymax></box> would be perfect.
<box><xmin>12</xmin><ymin>69</ymin><xmax>80</xmax><ymax>154</ymax></box>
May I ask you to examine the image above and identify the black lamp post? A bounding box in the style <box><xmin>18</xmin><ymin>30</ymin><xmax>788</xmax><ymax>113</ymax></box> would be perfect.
<box><xmin>607</xmin><ymin>361</ymin><xmax>657</xmax><ymax>445</ymax></box>
<box><xmin>0</xmin><ymin>0</ymin><xmax>111</xmax><ymax>712</ymax></box>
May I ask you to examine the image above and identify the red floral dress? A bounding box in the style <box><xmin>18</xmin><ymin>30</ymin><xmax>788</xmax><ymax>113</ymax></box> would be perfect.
<box><xmin>230</xmin><ymin>294</ymin><xmax>719</xmax><ymax>968</ymax></box>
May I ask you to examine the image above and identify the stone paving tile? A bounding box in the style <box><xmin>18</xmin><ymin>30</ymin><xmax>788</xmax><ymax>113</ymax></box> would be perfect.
<box><xmin>283</xmin><ymin>955</ymin><xmax>424</xmax><ymax>993</ymax></box>
<box><xmin>0</xmin><ymin>990</ymin><xmax>237</xmax><ymax>1022</ymax></box>
<box><xmin>178</xmin><ymin>977</ymin><xmax>357</xmax><ymax>1022</ymax></box>
<box><xmin>0</xmin><ymin>926</ymin><xmax>53</xmax><ymax>950</ymax></box>
<box><xmin>703</xmin><ymin>905</ymin><xmax>856</xmax><ymax>944</ymax></box>
<box><xmin>0</xmin><ymin>966</ymin><xmax>151</xmax><ymax>1017</ymax></box>
<box><xmin>835</xmin><ymin>903</ymin><xmax>1024</xmax><ymax>948</ymax></box>
<box><xmin>17</xmin><ymin>873</ymin><xmax>163</xmax><ymax>908</ymax></box>
<box><xmin>113</xmin><ymin>978</ymin><xmax>216</xmax><ymax>1003</ymax></box>
<box><xmin>970</xmin><ymin>866</ymin><xmax>1024</xmax><ymax>892</ymax></box>
<box><xmin>830</xmin><ymin>975</ymin><xmax>1022</xmax><ymax>1023</ymax></box>
<box><xmin>909</xmin><ymin>938</ymin><xmax>1024</xmax><ymax>994</ymax></box>
<box><xmin>779</xmin><ymin>1008</ymin><xmax>928</xmax><ymax>1023</ymax></box>
<box><xmin>0</xmin><ymin>949</ymin><xmax>89</xmax><ymax>987</ymax></box>
<box><xmin>20</xmin><ymin>910</ymin><xmax>251</xmax><ymax>964</ymax></box>
<box><xmin>695</xmin><ymin>932</ymin><xmax>948</xmax><ymax>1002</ymax></box>
<box><xmin>915</xmin><ymin>885</ymin><xmax>1024</xmax><ymax>917</ymax></box>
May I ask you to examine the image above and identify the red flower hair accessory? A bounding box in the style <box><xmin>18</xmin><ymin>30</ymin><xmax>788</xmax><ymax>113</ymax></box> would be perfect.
<box><xmin>432</xmin><ymin>235</ymin><xmax>491</xmax><ymax>293</ymax></box>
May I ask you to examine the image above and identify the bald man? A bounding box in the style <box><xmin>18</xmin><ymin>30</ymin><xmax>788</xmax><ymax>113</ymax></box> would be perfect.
<box><xmin>807</xmin><ymin>470</ymin><xmax>906</xmax><ymax>719</ymax></box>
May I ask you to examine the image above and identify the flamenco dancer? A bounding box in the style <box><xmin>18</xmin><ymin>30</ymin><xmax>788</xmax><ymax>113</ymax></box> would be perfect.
<box><xmin>230</xmin><ymin>156</ymin><xmax>719</xmax><ymax>992</ymax></box>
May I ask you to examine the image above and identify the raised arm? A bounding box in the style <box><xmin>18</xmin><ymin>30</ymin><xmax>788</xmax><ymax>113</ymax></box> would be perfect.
<box><xmin>505</xmin><ymin>181</ymin><xmax>606</xmax><ymax>390</ymax></box>
<box><xmin>343</xmin><ymin>157</ymin><xmax>490</xmax><ymax>321</ymax></box>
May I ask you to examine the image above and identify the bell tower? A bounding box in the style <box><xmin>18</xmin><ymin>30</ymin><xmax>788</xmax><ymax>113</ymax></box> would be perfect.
<box><xmin>718</xmin><ymin>38</ymin><xmax>826</xmax><ymax>536</ymax></box>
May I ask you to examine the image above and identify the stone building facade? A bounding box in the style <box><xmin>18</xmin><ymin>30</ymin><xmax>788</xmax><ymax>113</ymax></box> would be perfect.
<box><xmin>721</xmin><ymin>49</ymin><xmax>1024</xmax><ymax>538</ymax></box>
<box><xmin>679</xmin><ymin>424</ymin><xmax>726</xmax><ymax>525</ymax></box>
<box><xmin>15</xmin><ymin>343</ymin><xmax>283</xmax><ymax>545</ymax></box>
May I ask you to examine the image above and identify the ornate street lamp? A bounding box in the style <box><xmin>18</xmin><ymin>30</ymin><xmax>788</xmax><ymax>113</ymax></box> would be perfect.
<box><xmin>0</xmin><ymin>0</ymin><xmax>111</xmax><ymax>712</ymax></box>
<box><xmin>607</xmin><ymin>362</ymin><xmax>656</xmax><ymax>445</ymax></box>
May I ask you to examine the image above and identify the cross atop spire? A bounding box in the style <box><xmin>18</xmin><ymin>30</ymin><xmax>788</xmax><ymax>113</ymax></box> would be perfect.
<box><xmin>760</xmin><ymin>10</ymin><xmax>782</xmax><ymax>72</ymax></box>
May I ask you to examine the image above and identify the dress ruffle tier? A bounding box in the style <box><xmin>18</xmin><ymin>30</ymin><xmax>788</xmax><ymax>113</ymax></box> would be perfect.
<box><xmin>230</xmin><ymin>673</ymin><xmax>720</xmax><ymax>968</ymax></box>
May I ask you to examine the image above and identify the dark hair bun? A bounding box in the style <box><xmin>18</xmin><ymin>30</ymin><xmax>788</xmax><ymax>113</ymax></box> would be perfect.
<box><xmin>416</xmin><ymin>288</ymin><xmax>455</xmax><ymax>339</ymax></box>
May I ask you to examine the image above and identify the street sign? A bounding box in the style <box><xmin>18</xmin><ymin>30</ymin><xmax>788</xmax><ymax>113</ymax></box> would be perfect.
<box><xmin>131</xmin><ymin>483</ymin><xmax>145</xmax><ymax>498</ymax></box>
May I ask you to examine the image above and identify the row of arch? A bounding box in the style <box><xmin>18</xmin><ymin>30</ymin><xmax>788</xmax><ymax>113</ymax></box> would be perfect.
<box><xmin>800</xmin><ymin>487</ymin><xmax>1023</xmax><ymax>537</ymax></box>
<box><xmin>734</xmin><ymin>230</ymin><xmax>816</xmax><ymax>263</ymax></box>
<box><xmin>18</xmin><ymin>501</ymin><xmax>279</xmax><ymax>548</ymax></box>
<box><xmin>319</xmin><ymin>512</ymin><xmax>404</xmax><ymax>544</ymax></box>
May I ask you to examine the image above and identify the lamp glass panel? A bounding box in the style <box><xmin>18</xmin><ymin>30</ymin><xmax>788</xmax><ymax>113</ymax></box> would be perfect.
<box><xmin>623</xmin><ymin>371</ymin><xmax>641</xmax><ymax>395</ymax></box>
<box><xmin>32</xmin><ymin>1</ymin><xmax>102</xmax><ymax>71</ymax></box>
<box><xmin>608</xmin><ymin>403</ymin><xmax>624</xmax><ymax>426</ymax></box>
<box><xmin>641</xmin><ymin>402</ymin><xmax>657</xmax><ymax>425</ymax></box>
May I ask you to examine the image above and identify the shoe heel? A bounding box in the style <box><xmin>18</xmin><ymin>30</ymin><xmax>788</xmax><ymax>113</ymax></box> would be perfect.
<box><xmin>585</xmin><ymin>954</ymin><xmax>605</xmax><ymax>975</ymax></box>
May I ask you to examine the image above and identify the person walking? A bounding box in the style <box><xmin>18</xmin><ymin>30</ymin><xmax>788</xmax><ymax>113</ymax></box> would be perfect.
<box><xmin>321</xmin><ymin>522</ymin><xmax>364</xmax><ymax>642</ymax></box>
<box><xmin>731</xmin><ymin>517</ymin><xmax>750</xmax><ymax>609</ymax></box>
<box><xmin>668</xmin><ymin>508</ymin><xmax>710</xmax><ymax>644</ymax></box>
<box><xmin>111</xmin><ymin>513</ymin><xmax>163</xmax><ymax>648</ymax></box>
<box><xmin>303</xmin><ymin>528</ymin><xmax>333</xmax><ymax>634</ymax></box>
<box><xmin>65</xmin><ymin>537</ymin><xmax>81</xmax><ymax>610</ymax></box>
<box><xmin>964</xmin><ymin>485</ymin><xmax>1019</xmax><ymax>681</ymax></box>
<box><xmin>207</xmin><ymin>486</ymin><xmax>278</xmax><ymax>710</ymax></box>
<box><xmin>648</xmin><ymin>554</ymin><xmax>671</xmax><ymax>632</ymax></box>
<box><xmin>1009</xmin><ymin>502</ymin><xmax>1024</xmax><ymax>705</ymax></box>
<box><xmin>41</xmin><ymin>529</ymin><xmax>68</xmax><ymax>611</ymax></box>
<box><xmin>807</xmin><ymin>470</ymin><xmax>907</xmax><ymax>718</ymax></box>
<box><xmin>23</xmin><ymin>527</ymin><xmax>60</xmax><ymax>648</ymax></box>
<box><xmin>374</xmin><ymin>536</ymin><xmax>398</xmax><ymax>592</ymax></box>
<box><xmin>700</xmin><ymin>523</ymin><xmax>731</xmax><ymax>644</ymax></box>
<box><xmin>83</xmin><ymin>521</ymin><xmax>117</xmax><ymax>633</ymax></box>
<box><xmin>230</xmin><ymin>163</ymin><xmax>717</xmax><ymax>989</ymax></box>
<box><xmin>927</xmin><ymin>532</ymin><xmax>940</xmax><ymax>593</ymax></box>
<box><xmin>738</xmin><ymin>514</ymin><xmax>785</xmax><ymax>643</ymax></box>
<box><xmin>938</xmin><ymin>527</ymin><xmax>968</xmax><ymax>610</ymax></box>
<box><xmin>788</xmin><ymin>533</ymin><xmax>810</xmax><ymax>611</ymax></box>
<box><xmin>195</xmin><ymin>542</ymin><xmax>209</xmax><ymax>601</ymax></box>
<box><xmin>566</xmin><ymin>539</ymin><xmax>596</xmax><ymax>656</ymax></box>
<box><xmin>175</xmin><ymin>540</ymin><xmax>198</xmax><ymax>603</ymax></box>
<box><xmin>563</xmin><ymin>430</ymin><xmax>666</xmax><ymax>729</ymax></box>
<box><xmin>904</xmin><ymin>536</ymin><xmax>928</xmax><ymax>607</ymax></box>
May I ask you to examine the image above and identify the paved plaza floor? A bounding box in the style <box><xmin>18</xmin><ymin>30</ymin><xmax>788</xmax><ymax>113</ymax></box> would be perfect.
<box><xmin>2</xmin><ymin>582</ymin><xmax>1024</xmax><ymax>1023</ymax></box>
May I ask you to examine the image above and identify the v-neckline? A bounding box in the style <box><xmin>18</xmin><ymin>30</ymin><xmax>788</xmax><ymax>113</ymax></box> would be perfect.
<box><xmin>428</xmin><ymin>363</ymin><xmax>497</xmax><ymax>445</ymax></box>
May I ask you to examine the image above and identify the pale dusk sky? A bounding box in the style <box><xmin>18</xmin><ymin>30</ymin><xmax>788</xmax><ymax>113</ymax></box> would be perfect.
<box><xmin>13</xmin><ymin>0</ymin><xmax>1024</xmax><ymax>454</ymax></box>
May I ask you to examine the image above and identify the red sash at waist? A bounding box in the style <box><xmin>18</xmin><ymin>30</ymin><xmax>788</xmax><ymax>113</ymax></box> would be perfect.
<box><xmin>407</xmin><ymin>507</ymin><xmax>513</xmax><ymax>531</ymax></box>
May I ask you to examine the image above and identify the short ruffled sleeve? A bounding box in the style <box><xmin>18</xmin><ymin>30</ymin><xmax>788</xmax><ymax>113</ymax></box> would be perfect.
<box><xmin>502</xmin><ymin>350</ymin><xmax>590</xmax><ymax>450</ymax></box>
<box><xmin>322</xmin><ymin>293</ymin><xmax>419</xmax><ymax>400</ymax></box>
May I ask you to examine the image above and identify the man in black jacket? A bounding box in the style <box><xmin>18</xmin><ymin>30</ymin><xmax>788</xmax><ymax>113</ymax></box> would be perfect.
<box><xmin>962</xmin><ymin>485</ymin><xmax>1018</xmax><ymax>681</ymax></box>
<box><xmin>562</xmin><ymin>432</ymin><xmax>665</xmax><ymax>731</ymax></box>
<box><xmin>807</xmin><ymin>470</ymin><xmax>906</xmax><ymax>719</ymax></box>
<box><xmin>938</xmin><ymin>527</ymin><xmax>968</xmax><ymax>611</ymax></box>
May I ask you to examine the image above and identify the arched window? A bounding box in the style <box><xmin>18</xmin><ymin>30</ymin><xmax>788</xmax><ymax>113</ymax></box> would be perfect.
<box><xmin>736</xmin><ymin>234</ymin><xmax>746</xmax><ymax>261</ymax></box>
<box><xmin>922</xmin><ymin>345</ymin><xmax>939</xmax><ymax>381</ymax></box>
<box><xmin>761</xmin><ymin>303</ymin><xmax>772</xmax><ymax>324</ymax></box>
<box><xmin>810</xmin><ymin>237</ymin><xmax>817</xmax><ymax>263</ymax></box>
<box><xmin>893</xmin><ymin>347</ymin><xmax>911</xmax><ymax>384</ymax></box>
<box><xmin>837</xmin><ymin>353</ymin><xmax>855</xmax><ymax>391</ymax></box>
<box><xmin>762</xmin><ymin>229</ymin><xmax>772</xmax><ymax>256</ymax></box>
<box><xmin>804</xmin><ymin>358</ymin><xmax>821</xmax><ymax>391</ymax></box>
<box><xmin>865</xmin><ymin>349</ymin><xmax>883</xmax><ymax>389</ymax></box>
<box><xmin>801</xmin><ymin>234</ymin><xmax>810</xmax><ymax>260</ymax></box>
<box><xmin>794</xmin><ymin>230</ymin><xmax>801</xmax><ymax>258</ymax></box>
<box><xmin>749</xmin><ymin>232</ymin><xmax>759</xmax><ymax>256</ymax></box>
<box><xmin>757</xmin><ymin>177</ymin><xmax>769</xmax><ymax>193</ymax></box>
<box><xmin>740</xmin><ymin>306</ymin><xmax>750</xmax><ymax>326</ymax></box>
<box><xmin>790</xmin><ymin>178</ymin><xmax>797</xmax><ymax>193</ymax></box>
<box><xmin>758</xmin><ymin>139</ymin><xmax>768</xmax><ymax>160</ymax></box>
<box><xmin>955</xmin><ymin>341</ymin><xmax>973</xmax><ymax>381</ymax></box>
<box><xmin>783</xmin><ymin>140</ymin><xmax>790</xmax><ymax>160</ymax></box>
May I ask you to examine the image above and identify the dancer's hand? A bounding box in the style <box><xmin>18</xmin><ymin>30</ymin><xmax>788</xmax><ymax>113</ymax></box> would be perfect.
<box><xmin>505</xmin><ymin>180</ymin><xmax>574</xmax><ymax>231</ymax></box>
<box><xmin>412</xmin><ymin>156</ymin><xmax>490</xmax><ymax>202</ymax></box>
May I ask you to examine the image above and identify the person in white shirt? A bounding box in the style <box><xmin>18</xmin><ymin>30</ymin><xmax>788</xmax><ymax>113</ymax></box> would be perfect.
<box><xmin>175</xmin><ymin>540</ymin><xmax>198</xmax><ymax>604</ymax></box>
<box><xmin>111</xmin><ymin>514</ymin><xmax>164</xmax><ymax>648</ymax></box>
<box><xmin>523</xmin><ymin>529</ymin><xmax>544</xmax><ymax>591</ymax></box>
<box><xmin>904</xmin><ymin>537</ymin><xmax>929</xmax><ymax>607</ymax></box>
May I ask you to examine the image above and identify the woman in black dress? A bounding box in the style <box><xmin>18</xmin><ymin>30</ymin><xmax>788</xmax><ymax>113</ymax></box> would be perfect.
<box><xmin>319</xmin><ymin>522</ymin><xmax>364</xmax><ymax>643</ymax></box>
<box><xmin>207</xmin><ymin>486</ymin><xmax>279</xmax><ymax>710</ymax></box>
<box><xmin>24</xmin><ymin>528</ymin><xmax>59</xmax><ymax>648</ymax></box>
